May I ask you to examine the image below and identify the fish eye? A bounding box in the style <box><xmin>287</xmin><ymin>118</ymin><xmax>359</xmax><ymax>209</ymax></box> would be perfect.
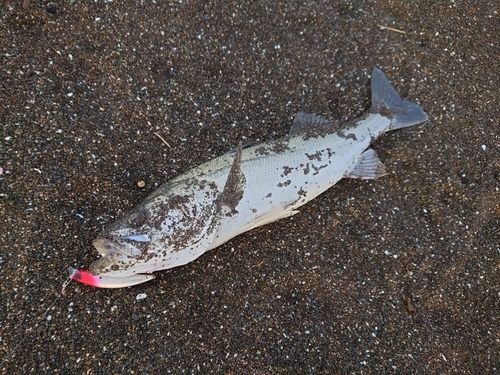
<box><xmin>127</xmin><ymin>212</ymin><xmax>145</xmax><ymax>227</ymax></box>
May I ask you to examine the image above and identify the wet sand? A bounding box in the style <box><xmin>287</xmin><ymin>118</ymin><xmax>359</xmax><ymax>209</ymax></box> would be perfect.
<box><xmin>1</xmin><ymin>1</ymin><xmax>499</xmax><ymax>373</ymax></box>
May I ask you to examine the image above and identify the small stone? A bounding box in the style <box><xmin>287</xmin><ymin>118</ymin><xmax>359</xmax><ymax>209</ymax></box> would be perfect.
<box><xmin>46</xmin><ymin>3</ymin><xmax>57</xmax><ymax>14</ymax></box>
<box><xmin>132</xmin><ymin>313</ymin><xmax>140</xmax><ymax>320</ymax></box>
<box><xmin>137</xmin><ymin>180</ymin><xmax>146</xmax><ymax>188</ymax></box>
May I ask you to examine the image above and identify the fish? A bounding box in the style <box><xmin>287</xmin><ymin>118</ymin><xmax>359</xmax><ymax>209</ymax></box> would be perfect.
<box><xmin>69</xmin><ymin>67</ymin><xmax>427</xmax><ymax>288</ymax></box>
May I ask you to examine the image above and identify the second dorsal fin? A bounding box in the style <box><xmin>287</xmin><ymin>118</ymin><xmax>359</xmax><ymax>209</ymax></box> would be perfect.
<box><xmin>290</xmin><ymin>111</ymin><xmax>339</xmax><ymax>136</ymax></box>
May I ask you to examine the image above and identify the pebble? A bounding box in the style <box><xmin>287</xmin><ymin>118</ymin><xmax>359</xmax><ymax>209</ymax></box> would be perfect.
<box><xmin>46</xmin><ymin>3</ymin><xmax>57</xmax><ymax>14</ymax></box>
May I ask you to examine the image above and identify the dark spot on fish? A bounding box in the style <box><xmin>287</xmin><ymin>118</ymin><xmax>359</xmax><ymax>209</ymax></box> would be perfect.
<box><xmin>282</xmin><ymin>166</ymin><xmax>293</xmax><ymax>176</ymax></box>
<box><xmin>272</xmin><ymin>141</ymin><xmax>291</xmax><ymax>153</ymax></box>
<box><xmin>305</xmin><ymin>151</ymin><xmax>322</xmax><ymax>161</ymax></box>
<box><xmin>255</xmin><ymin>139</ymin><xmax>292</xmax><ymax>156</ymax></box>
<box><xmin>297</xmin><ymin>188</ymin><xmax>307</xmax><ymax>197</ymax></box>
<box><xmin>346</xmin><ymin>133</ymin><xmax>357</xmax><ymax>140</ymax></box>
<box><xmin>277</xmin><ymin>180</ymin><xmax>291</xmax><ymax>188</ymax></box>
<box><xmin>312</xmin><ymin>164</ymin><xmax>328</xmax><ymax>175</ymax></box>
<box><xmin>255</xmin><ymin>146</ymin><xmax>270</xmax><ymax>156</ymax></box>
<box><xmin>266</xmin><ymin>193</ymin><xmax>272</xmax><ymax>198</ymax></box>
<box><xmin>303</xmin><ymin>164</ymin><xmax>310</xmax><ymax>175</ymax></box>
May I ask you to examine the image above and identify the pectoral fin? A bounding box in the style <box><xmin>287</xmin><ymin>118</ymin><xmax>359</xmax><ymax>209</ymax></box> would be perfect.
<box><xmin>247</xmin><ymin>207</ymin><xmax>299</xmax><ymax>231</ymax></box>
<box><xmin>210</xmin><ymin>141</ymin><xmax>248</xmax><ymax>247</ymax></box>
<box><xmin>345</xmin><ymin>148</ymin><xmax>387</xmax><ymax>179</ymax></box>
<box><xmin>219</xmin><ymin>141</ymin><xmax>246</xmax><ymax>214</ymax></box>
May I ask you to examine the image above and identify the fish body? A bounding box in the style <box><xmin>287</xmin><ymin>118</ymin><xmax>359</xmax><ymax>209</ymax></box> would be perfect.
<box><xmin>71</xmin><ymin>67</ymin><xmax>427</xmax><ymax>288</ymax></box>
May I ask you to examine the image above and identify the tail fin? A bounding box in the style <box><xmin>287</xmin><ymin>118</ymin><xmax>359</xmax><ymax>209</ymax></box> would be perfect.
<box><xmin>371</xmin><ymin>67</ymin><xmax>428</xmax><ymax>130</ymax></box>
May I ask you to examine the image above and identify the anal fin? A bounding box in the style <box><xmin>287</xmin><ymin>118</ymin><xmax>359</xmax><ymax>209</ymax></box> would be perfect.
<box><xmin>345</xmin><ymin>148</ymin><xmax>387</xmax><ymax>179</ymax></box>
<box><xmin>247</xmin><ymin>207</ymin><xmax>299</xmax><ymax>232</ymax></box>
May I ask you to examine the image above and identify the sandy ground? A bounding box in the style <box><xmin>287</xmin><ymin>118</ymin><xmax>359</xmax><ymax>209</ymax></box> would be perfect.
<box><xmin>1</xmin><ymin>1</ymin><xmax>499</xmax><ymax>374</ymax></box>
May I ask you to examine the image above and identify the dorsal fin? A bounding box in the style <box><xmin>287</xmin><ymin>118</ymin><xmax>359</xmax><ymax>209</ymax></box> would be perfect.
<box><xmin>290</xmin><ymin>111</ymin><xmax>339</xmax><ymax>136</ymax></box>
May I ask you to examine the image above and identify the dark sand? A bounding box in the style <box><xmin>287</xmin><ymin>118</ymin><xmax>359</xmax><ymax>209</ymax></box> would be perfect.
<box><xmin>1</xmin><ymin>1</ymin><xmax>499</xmax><ymax>373</ymax></box>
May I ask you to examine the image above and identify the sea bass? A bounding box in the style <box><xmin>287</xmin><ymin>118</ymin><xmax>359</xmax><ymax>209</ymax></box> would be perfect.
<box><xmin>69</xmin><ymin>67</ymin><xmax>427</xmax><ymax>288</ymax></box>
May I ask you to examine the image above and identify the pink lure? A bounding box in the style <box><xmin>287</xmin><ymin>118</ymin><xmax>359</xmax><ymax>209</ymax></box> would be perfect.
<box><xmin>67</xmin><ymin>267</ymin><xmax>155</xmax><ymax>288</ymax></box>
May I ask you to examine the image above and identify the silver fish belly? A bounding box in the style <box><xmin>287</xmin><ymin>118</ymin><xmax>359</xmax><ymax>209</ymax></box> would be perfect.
<box><xmin>73</xmin><ymin>67</ymin><xmax>427</xmax><ymax>288</ymax></box>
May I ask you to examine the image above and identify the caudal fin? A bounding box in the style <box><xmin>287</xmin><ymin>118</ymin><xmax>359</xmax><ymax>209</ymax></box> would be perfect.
<box><xmin>371</xmin><ymin>67</ymin><xmax>428</xmax><ymax>130</ymax></box>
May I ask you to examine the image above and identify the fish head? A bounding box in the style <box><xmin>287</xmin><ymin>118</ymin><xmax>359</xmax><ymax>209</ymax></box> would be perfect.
<box><xmin>83</xmin><ymin>180</ymin><xmax>222</xmax><ymax>288</ymax></box>
<box><xmin>87</xmin><ymin>206</ymin><xmax>161</xmax><ymax>285</ymax></box>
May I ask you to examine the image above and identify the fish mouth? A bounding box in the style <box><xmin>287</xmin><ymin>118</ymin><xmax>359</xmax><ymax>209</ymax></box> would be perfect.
<box><xmin>88</xmin><ymin>249</ymin><xmax>138</xmax><ymax>276</ymax></box>
<box><xmin>87</xmin><ymin>236</ymin><xmax>154</xmax><ymax>278</ymax></box>
<box><xmin>79</xmin><ymin>245</ymin><xmax>158</xmax><ymax>287</ymax></box>
<box><xmin>84</xmin><ymin>243</ymin><xmax>157</xmax><ymax>287</ymax></box>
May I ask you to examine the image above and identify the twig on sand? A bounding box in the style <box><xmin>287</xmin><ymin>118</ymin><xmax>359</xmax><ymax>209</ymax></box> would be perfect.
<box><xmin>154</xmin><ymin>132</ymin><xmax>172</xmax><ymax>148</ymax></box>
<box><xmin>377</xmin><ymin>24</ymin><xmax>406</xmax><ymax>34</ymax></box>
<box><xmin>489</xmin><ymin>227</ymin><xmax>500</xmax><ymax>236</ymax></box>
